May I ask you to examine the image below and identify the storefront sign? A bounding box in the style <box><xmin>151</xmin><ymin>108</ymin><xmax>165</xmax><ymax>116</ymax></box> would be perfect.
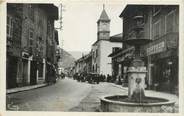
<box><xmin>22</xmin><ymin>52</ymin><xmax>29</xmax><ymax>59</ymax></box>
<box><xmin>147</xmin><ymin>41</ymin><xmax>166</xmax><ymax>55</ymax></box>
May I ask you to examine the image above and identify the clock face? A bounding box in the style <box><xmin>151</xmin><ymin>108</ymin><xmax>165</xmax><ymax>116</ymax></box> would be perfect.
<box><xmin>99</xmin><ymin>22</ymin><xmax>108</xmax><ymax>31</ymax></box>
<box><xmin>102</xmin><ymin>23</ymin><xmax>107</xmax><ymax>29</ymax></box>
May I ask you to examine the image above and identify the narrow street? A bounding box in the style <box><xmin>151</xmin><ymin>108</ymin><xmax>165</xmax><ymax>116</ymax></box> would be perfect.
<box><xmin>4</xmin><ymin>3</ymin><xmax>180</xmax><ymax>114</ymax></box>
<box><xmin>7</xmin><ymin>78</ymin><xmax>92</xmax><ymax>111</ymax></box>
<box><xmin>7</xmin><ymin>77</ymin><xmax>179</xmax><ymax>112</ymax></box>
<box><xmin>7</xmin><ymin>77</ymin><xmax>128</xmax><ymax>111</ymax></box>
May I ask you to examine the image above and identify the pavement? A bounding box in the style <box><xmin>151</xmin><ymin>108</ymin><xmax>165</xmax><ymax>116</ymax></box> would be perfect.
<box><xmin>70</xmin><ymin>82</ymin><xmax>179</xmax><ymax>112</ymax></box>
<box><xmin>7</xmin><ymin>83</ymin><xmax>47</xmax><ymax>94</ymax></box>
<box><xmin>6</xmin><ymin>77</ymin><xmax>179</xmax><ymax>112</ymax></box>
<box><xmin>7</xmin><ymin>78</ymin><xmax>92</xmax><ymax>111</ymax></box>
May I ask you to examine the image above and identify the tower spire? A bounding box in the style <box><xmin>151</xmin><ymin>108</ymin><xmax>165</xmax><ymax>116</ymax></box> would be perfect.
<box><xmin>103</xmin><ymin>4</ymin><xmax>105</xmax><ymax>10</ymax></box>
<box><xmin>98</xmin><ymin>4</ymin><xmax>110</xmax><ymax>22</ymax></box>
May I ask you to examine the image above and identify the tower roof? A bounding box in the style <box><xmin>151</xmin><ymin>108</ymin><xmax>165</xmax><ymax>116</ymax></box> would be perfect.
<box><xmin>97</xmin><ymin>5</ymin><xmax>110</xmax><ymax>23</ymax></box>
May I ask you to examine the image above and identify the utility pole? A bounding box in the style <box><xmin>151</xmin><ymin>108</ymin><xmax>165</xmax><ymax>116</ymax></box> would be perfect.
<box><xmin>55</xmin><ymin>3</ymin><xmax>65</xmax><ymax>67</ymax></box>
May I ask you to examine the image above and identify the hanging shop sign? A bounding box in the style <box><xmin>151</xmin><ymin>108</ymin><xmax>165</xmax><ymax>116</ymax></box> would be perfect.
<box><xmin>147</xmin><ymin>41</ymin><xmax>166</xmax><ymax>56</ymax></box>
<box><xmin>22</xmin><ymin>52</ymin><xmax>29</xmax><ymax>59</ymax></box>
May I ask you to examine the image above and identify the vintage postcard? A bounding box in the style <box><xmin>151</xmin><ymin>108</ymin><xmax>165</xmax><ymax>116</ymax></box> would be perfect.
<box><xmin>0</xmin><ymin>0</ymin><xmax>183</xmax><ymax>116</ymax></box>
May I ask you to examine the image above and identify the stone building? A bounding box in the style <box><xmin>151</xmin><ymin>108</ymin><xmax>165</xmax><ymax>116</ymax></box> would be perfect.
<box><xmin>91</xmin><ymin>7</ymin><xmax>122</xmax><ymax>76</ymax></box>
<box><xmin>74</xmin><ymin>52</ymin><xmax>92</xmax><ymax>74</ymax></box>
<box><xmin>144</xmin><ymin>5</ymin><xmax>179</xmax><ymax>93</ymax></box>
<box><xmin>6</xmin><ymin>3</ymin><xmax>59</xmax><ymax>88</ymax></box>
<box><xmin>110</xmin><ymin>5</ymin><xmax>179</xmax><ymax>93</ymax></box>
<box><xmin>7</xmin><ymin>4</ymin><xmax>23</xmax><ymax>88</ymax></box>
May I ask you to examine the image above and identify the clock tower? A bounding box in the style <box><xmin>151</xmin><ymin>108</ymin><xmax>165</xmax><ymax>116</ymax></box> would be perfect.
<box><xmin>97</xmin><ymin>5</ymin><xmax>110</xmax><ymax>40</ymax></box>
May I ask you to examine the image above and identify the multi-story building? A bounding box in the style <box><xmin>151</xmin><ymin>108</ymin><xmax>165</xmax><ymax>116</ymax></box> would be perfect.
<box><xmin>74</xmin><ymin>52</ymin><xmax>92</xmax><ymax>74</ymax></box>
<box><xmin>7</xmin><ymin>4</ymin><xmax>23</xmax><ymax>88</ymax></box>
<box><xmin>91</xmin><ymin>7</ymin><xmax>122</xmax><ymax>76</ymax></box>
<box><xmin>108</xmin><ymin>33</ymin><xmax>128</xmax><ymax>82</ymax></box>
<box><xmin>144</xmin><ymin>5</ymin><xmax>179</xmax><ymax>93</ymax></box>
<box><xmin>6</xmin><ymin>3</ymin><xmax>59</xmax><ymax>88</ymax></box>
<box><xmin>110</xmin><ymin>5</ymin><xmax>179</xmax><ymax>93</ymax></box>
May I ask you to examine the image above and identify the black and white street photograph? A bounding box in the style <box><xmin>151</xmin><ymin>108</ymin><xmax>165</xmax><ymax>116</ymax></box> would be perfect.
<box><xmin>2</xmin><ymin>0</ymin><xmax>182</xmax><ymax>114</ymax></box>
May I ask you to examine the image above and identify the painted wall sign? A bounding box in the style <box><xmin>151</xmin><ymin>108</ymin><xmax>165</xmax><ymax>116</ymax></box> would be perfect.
<box><xmin>147</xmin><ymin>41</ymin><xmax>166</xmax><ymax>55</ymax></box>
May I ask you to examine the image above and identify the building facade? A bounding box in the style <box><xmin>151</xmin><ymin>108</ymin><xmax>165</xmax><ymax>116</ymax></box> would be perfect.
<box><xmin>144</xmin><ymin>5</ymin><xmax>179</xmax><ymax>93</ymax></box>
<box><xmin>6</xmin><ymin>3</ymin><xmax>59</xmax><ymax>88</ymax></box>
<box><xmin>7</xmin><ymin>4</ymin><xmax>23</xmax><ymax>88</ymax></box>
<box><xmin>74</xmin><ymin>52</ymin><xmax>92</xmax><ymax>75</ymax></box>
<box><xmin>91</xmin><ymin>7</ymin><xmax>122</xmax><ymax>76</ymax></box>
<box><xmin>111</xmin><ymin>5</ymin><xmax>179</xmax><ymax>93</ymax></box>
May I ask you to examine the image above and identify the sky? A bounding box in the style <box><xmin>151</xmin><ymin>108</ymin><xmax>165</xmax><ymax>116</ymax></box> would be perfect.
<box><xmin>55</xmin><ymin>1</ymin><xmax>126</xmax><ymax>52</ymax></box>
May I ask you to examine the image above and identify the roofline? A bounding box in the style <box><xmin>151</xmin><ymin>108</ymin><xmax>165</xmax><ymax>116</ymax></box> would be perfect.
<box><xmin>92</xmin><ymin>39</ymin><xmax>110</xmax><ymax>46</ymax></box>
<box><xmin>119</xmin><ymin>5</ymin><xmax>152</xmax><ymax>18</ymax></box>
<box><xmin>97</xmin><ymin>19</ymin><xmax>111</xmax><ymax>23</ymax></box>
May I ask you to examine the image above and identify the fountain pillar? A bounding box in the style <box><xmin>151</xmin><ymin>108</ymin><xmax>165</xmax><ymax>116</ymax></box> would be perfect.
<box><xmin>123</xmin><ymin>12</ymin><xmax>150</xmax><ymax>101</ymax></box>
<box><xmin>127</xmin><ymin>61</ymin><xmax>147</xmax><ymax>99</ymax></box>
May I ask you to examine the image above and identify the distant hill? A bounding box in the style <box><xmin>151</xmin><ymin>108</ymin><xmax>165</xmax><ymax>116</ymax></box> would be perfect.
<box><xmin>58</xmin><ymin>49</ymin><xmax>76</xmax><ymax>69</ymax></box>
<box><xmin>68</xmin><ymin>51</ymin><xmax>89</xmax><ymax>60</ymax></box>
<box><xmin>58</xmin><ymin>50</ymin><xmax>89</xmax><ymax>69</ymax></box>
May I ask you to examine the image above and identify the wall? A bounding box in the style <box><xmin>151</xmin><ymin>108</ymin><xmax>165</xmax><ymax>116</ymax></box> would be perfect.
<box><xmin>7</xmin><ymin>4</ymin><xmax>23</xmax><ymax>88</ymax></box>
<box><xmin>99</xmin><ymin>40</ymin><xmax>122</xmax><ymax>76</ymax></box>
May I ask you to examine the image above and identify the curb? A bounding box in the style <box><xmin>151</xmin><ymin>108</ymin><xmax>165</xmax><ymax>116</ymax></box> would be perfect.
<box><xmin>7</xmin><ymin>83</ymin><xmax>47</xmax><ymax>94</ymax></box>
<box><xmin>110</xmin><ymin>83</ymin><xmax>128</xmax><ymax>91</ymax></box>
<box><xmin>110</xmin><ymin>83</ymin><xmax>178</xmax><ymax>99</ymax></box>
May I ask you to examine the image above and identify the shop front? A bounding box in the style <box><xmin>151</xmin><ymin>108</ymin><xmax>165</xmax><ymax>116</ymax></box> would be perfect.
<box><xmin>146</xmin><ymin>37</ymin><xmax>178</xmax><ymax>94</ymax></box>
<box><xmin>112</xmin><ymin>47</ymin><xmax>134</xmax><ymax>86</ymax></box>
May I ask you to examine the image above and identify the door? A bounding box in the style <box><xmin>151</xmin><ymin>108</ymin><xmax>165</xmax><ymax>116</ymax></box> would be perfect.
<box><xmin>22</xmin><ymin>59</ymin><xmax>28</xmax><ymax>85</ymax></box>
<box><xmin>30</xmin><ymin>61</ymin><xmax>37</xmax><ymax>85</ymax></box>
<box><xmin>6</xmin><ymin>56</ymin><xmax>18</xmax><ymax>89</ymax></box>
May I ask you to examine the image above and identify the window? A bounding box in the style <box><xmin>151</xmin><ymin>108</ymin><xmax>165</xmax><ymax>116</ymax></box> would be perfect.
<box><xmin>153</xmin><ymin>6</ymin><xmax>161</xmax><ymax>16</ymax></box>
<box><xmin>28</xmin><ymin>5</ymin><xmax>34</xmax><ymax>22</ymax></box>
<box><xmin>96</xmin><ymin>49</ymin><xmax>98</xmax><ymax>57</ymax></box>
<box><xmin>29</xmin><ymin>29</ymin><xmax>34</xmax><ymax>46</ymax></box>
<box><xmin>7</xmin><ymin>16</ymin><xmax>13</xmax><ymax>38</ymax></box>
<box><xmin>165</xmin><ymin>10</ymin><xmax>175</xmax><ymax>33</ymax></box>
<box><xmin>153</xmin><ymin>20</ymin><xmax>161</xmax><ymax>39</ymax></box>
<box><xmin>38</xmin><ymin>63</ymin><xmax>43</xmax><ymax>77</ymax></box>
<box><xmin>38</xmin><ymin>37</ymin><xmax>42</xmax><ymax>44</ymax></box>
<box><xmin>96</xmin><ymin>64</ymin><xmax>98</xmax><ymax>72</ymax></box>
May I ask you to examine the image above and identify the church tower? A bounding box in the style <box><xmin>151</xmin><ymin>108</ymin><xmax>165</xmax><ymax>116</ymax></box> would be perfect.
<box><xmin>97</xmin><ymin>5</ymin><xmax>110</xmax><ymax>40</ymax></box>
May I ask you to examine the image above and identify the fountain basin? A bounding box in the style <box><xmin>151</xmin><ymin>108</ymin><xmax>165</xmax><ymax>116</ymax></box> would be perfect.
<box><xmin>100</xmin><ymin>95</ymin><xmax>175</xmax><ymax>112</ymax></box>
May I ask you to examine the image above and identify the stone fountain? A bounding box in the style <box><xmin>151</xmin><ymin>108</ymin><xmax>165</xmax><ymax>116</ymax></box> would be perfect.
<box><xmin>100</xmin><ymin>12</ymin><xmax>175</xmax><ymax>113</ymax></box>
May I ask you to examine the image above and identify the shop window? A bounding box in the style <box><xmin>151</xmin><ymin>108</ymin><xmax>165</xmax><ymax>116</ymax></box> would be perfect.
<box><xmin>153</xmin><ymin>20</ymin><xmax>161</xmax><ymax>39</ymax></box>
<box><xmin>165</xmin><ymin>10</ymin><xmax>175</xmax><ymax>33</ymax></box>
<box><xmin>7</xmin><ymin>15</ymin><xmax>13</xmax><ymax>38</ymax></box>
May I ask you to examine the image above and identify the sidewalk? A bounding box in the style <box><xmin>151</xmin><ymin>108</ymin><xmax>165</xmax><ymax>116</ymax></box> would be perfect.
<box><xmin>110</xmin><ymin>83</ymin><xmax>179</xmax><ymax>112</ymax></box>
<box><xmin>111</xmin><ymin>83</ymin><xmax>178</xmax><ymax>103</ymax></box>
<box><xmin>7</xmin><ymin>83</ymin><xmax>47</xmax><ymax>94</ymax></box>
<box><xmin>70</xmin><ymin>82</ymin><xmax>179</xmax><ymax>112</ymax></box>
